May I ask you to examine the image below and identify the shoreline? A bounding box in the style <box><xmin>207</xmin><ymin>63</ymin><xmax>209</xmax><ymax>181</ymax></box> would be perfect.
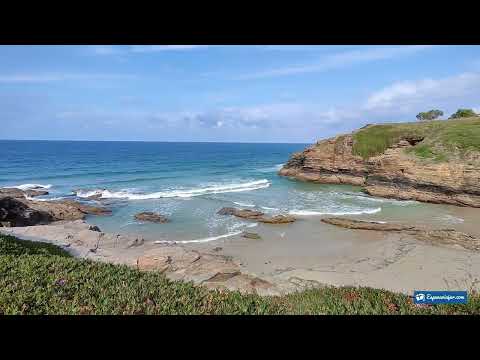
<box><xmin>3</xmin><ymin>211</ymin><xmax>480</xmax><ymax>296</ymax></box>
<box><xmin>2</xmin><ymin>182</ymin><xmax>480</xmax><ymax>296</ymax></box>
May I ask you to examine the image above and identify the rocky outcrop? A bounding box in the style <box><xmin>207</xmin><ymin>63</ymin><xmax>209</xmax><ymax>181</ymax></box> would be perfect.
<box><xmin>279</xmin><ymin>135</ymin><xmax>368</xmax><ymax>186</ymax></box>
<box><xmin>217</xmin><ymin>207</ymin><xmax>296</xmax><ymax>224</ymax></box>
<box><xmin>136</xmin><ymin>246</ymin><xmax>279</xmax><ymax>295</ymax></box>
<box><xmin>134</xmin><ymin>212</ymin><xmax>169</xmax><ymax>223</ymax></box>
<box><xmin>0</xmin><ymin>197</ymin><xmax>53</xmax><ymax>227</ymax></box>
<box><xmin>0</xmin><ymin>187</ymin><xmax>49</xmax><ymax>198</ymax></box>
<box><xmin>0</xmin><ymin>187</ymin><xmax>112</xmax><ymax>227</ymax></box>
<box><xmin>279</xmin><ymin>131</ymin><xmax>480</xmax><ymax>207</ymax></box>
<box><xmin>321</xmin><ymin>217</ymin><xmax>480</xmax><ymax>252</ymax></box>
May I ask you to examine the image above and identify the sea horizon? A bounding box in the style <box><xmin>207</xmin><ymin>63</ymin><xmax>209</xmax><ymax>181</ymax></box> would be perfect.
<box><xmin>0</xmin><ymin>138</ymin><xmax>312</xmax><ymax>145</ymax></box>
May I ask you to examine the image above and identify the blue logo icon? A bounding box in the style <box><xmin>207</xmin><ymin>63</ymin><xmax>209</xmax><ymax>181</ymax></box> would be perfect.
<box><xmin>413</xmin><ymin>291</ymin><xmax>468</xmax><ymax>304</ymax></box>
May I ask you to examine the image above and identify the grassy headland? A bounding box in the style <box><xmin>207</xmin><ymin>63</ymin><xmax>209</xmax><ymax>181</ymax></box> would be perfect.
<box><xmin>1</xmin><ymin>234</ymin><xmax>479</xmax><ymax>315</ymax></box>
<box><xmin>351</xmin><ymin>117</ymin><xmax>480</xmax><ymax>160</ymax></box>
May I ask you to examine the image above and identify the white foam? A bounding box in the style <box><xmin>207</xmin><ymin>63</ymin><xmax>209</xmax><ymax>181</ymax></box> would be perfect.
<box><xmin>76</xmin><ymin>180</ymin><xmax>270</xmax><ymax>200</ymax></box>
<box><xmin>233</xmin><ymin>201</ymin><xmax>256</xmax><ymax>207</ymax></box>
<box><xmin>289</xmin><ymin>207</ymin><xmax>382</xmax><ymax>216</ymax></box>
<box><xmin>338</xmin><ymin>192</ymin><xmax>417</xmax><ymax>206</ymax></box>
<box><xmin>12</xmin><ymin>183</ymin><xmax>52</xmax><ymax>190</ymax></box>
<box><xmin>257</xmin><ymin>163</ymin><xmax>285</xmax><ymax>173</ymax></box>
<box><xmin>154</xmin><ymin>231</ymin><xmax>242</xmax><ymax>244</ymax></box>
<box><xmin>261</xmin><ymin>206</ymin><xmax>279</xmax><ymax>211</ymax></box>
<box><xmin>439</xmin><ymin>215</ymin><xmax>465</xmax><ymax>224</ymax></box>
<box><xmin>25</xmin><ymin>196</ymin><xmax>65</xmax><ymax>202</ymax></box>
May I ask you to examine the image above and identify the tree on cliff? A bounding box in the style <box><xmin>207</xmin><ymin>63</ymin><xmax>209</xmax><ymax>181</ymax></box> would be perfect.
<box><xmin>449</xmin><ymin>108</ymin><xmax>478</xmax><ymax>119</ymax></box>
<box><xmin>416</xmin><ymin>110</ymin><xmax>444</xmax><ymax>121</ymax></box>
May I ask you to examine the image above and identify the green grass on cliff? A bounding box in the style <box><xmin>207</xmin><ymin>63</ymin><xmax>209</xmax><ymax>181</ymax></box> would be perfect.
<box><xmin>1</xmin><ymin>234</ymin><xmax>479</xmax><ymax>315</ymax></box>
<box><xmin>352</xmin><ymin>117</ymin><xmax>480</xmax><ymax>160</ymax></box>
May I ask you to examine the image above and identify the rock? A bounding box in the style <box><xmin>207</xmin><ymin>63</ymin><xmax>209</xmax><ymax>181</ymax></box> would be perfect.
<box><xmin>137</xmin><ymin>255</ymin><xmax>172</xmax><ymax>273</ymax></box>
<box><xmin>0</xmin><ymin>188</ymin><xmax>29</xmax><ymax>199</ymax></box>
<box><xmin>0</xmin><ymin>197</ymin><xmax>53</xmax><ymax>227</ymax></box>
<box><xmin>217</xmin><ymin>207</ymin><xmax>296</xmax><ymax>224</ymax></box>
<box><xmin>24</xmin><ymin>189</ymin><xmax>49</xmax><ymax>197</ymax></box>
<box><xmin>321</xmin><ymin>218</ymin><xmax>415</xmax><ymax>231</ymax></box>
<box><xmin>88</xmin><ymin>225</ymin><xmax>101</xmax><ymax>232</ymax></box>
<box><xmin>134</xmin><ymin>212</ymin><xmax>169</xmax><ymax>223</ymax></box>
<box><xmin>279</xmin><ymin>126</ymin><xmax>480</xmax><ymax>207</ymax></box>
<box><xmin>217</xmin><ymin>207</ymin><xmax>237</xmax><ymax>216</ymax></box>
<box><xmin>0</xmin><ymin>221</ymin><xmax>12</xmax><ymax>227</ymax></box>
<box><xmin>125</xmin><ymin>237</ymin><xmax>144</xmax><ymax>249</ymax></box>
<box><xmin>241</xmin><ymin>232</ymin><xmax>262</xmax><ymax>239</ymax></box>
<box><xmin>59</xmin><ymin>200</ymin><xmax>112</xmax><ymax>216</ymax></box>
<box><xmin>0</xmin><ymin>189</ymin><xmax>112</xmax><ymax>227</ymax></box>
<box><xmin>259</xmin><ymin>215</ymin><xmax>296</xmax><ymax>224</ymax></box>
<box><xmin>212</xmin><ymin>247</ymin><xmax>223</xmax><ymax>252</ymax></box>
<box><xmin>217</xmin><ymin>207</ymin><xmax>264</xmax><ymax>219</ymax></box>
<box><xmin>278</xmin><ymin>135</ymin><xmax>367</xmax><ymax>186</ymax></box>
<box><xmin>322</xmin><ymin>217</ymin><xmax>480</xmax><ymax>252</ymax></box>
<box><xmin>0</xmin><ymin>187</ymin><xmax>48</xmax><ymax>199</ymax></box>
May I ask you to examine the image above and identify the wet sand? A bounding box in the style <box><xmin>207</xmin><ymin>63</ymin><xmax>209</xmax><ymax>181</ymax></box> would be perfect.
<box><xmin>189</xmin><ymin>205</ymin><xmax>480</xmax><ymax>294</ymax></box>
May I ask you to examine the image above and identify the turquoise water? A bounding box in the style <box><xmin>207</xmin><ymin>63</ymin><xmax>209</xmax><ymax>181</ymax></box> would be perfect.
<box><xmin>0</xmin><ymin>140</ymin><xmax>458</xmax><ymax>242</ymax></box>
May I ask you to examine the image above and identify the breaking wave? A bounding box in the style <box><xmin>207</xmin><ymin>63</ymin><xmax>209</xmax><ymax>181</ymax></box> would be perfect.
<box><xmin>25</xmin><ymin>196</ymin><xmax>65</xmax><ymax>202</ymax></box>
<box><xmin>12</xmin><ymin>183</ymin><xmax>52</xmax><ymax>190</ymax></box>
<box><xmin>289</xmin><ymin>207</ymin><xmax>382</xmax><ymax>216</ymax></box>
<box><xmin>154</xmin><ymin>230</ymin><xmax>242</xmax><ymax>244</ymax></box>
<box><xmin>76</xmin><ymin>180</ymin><xmax>270</xmax><ymax>200</ymax></box>
<box><xmin>260</xmin><ymin>206</ymin><xmax>279</xmax><ymax>211</ymax></box>
<box><xmin>233</xmin><ymin>201</ymin><xmax>256</xmax><ymax>207</ymax></box>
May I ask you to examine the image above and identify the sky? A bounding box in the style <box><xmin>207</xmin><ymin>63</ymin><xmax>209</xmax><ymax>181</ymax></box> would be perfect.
<box><xmin>1</xmin><ymin>45</ymin><xmax>480</xmax><ymax>143</ymax></box>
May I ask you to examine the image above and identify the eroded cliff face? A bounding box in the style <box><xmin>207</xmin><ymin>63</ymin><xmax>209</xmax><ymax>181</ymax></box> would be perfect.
<box><xmin>279</xmin><ymin>134</ymin><xmax>480</xmax><ymax>207</ymax></box>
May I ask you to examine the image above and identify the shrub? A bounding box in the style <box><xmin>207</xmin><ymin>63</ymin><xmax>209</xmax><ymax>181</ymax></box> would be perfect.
<box><xmin>449</xmin><ymin>109</ymin><xmax>477</xmax><ymax>119</ymax></box>
<box><xmin>416</xmin><ymin>110</ymin><xmax>443</xmax><ymax>121</ymax></box>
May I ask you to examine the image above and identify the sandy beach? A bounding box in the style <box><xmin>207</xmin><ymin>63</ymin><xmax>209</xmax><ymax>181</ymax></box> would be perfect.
<box><xmin>3</xmin><ymin>202</ymin><xmax>480</xmax><ymax>296</ymax></box>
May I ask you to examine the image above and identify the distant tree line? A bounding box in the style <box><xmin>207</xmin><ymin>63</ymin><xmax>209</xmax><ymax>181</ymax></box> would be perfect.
<box><xmin>416</xmin><ymin>108</ymin><xmax>478</xmax><ymax>121</ymax></box>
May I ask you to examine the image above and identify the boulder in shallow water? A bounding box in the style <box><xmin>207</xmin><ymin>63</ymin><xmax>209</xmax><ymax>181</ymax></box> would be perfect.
<box><xmin>217</xmin><ymin>207</ymin><xmax>296</xmax><ymax>224</ymax></box>
<box><xmin>217</xmin><ymin>207</ymin><xmax>264</xmax><ymax>220</ymax></box>
<box><xmin>259</xmin><ymin>215</ymin><xmax>296</xmax><ymax>224</ymax></box>
<box><xmin>241</xmin><ymin>232</ymin><xmax>262</xmax><ymax>239</ymax></box>
<box><xmin>134</xmin><ymin>212</ymin><xmax>169</xmax><ymax>223</ymax></box>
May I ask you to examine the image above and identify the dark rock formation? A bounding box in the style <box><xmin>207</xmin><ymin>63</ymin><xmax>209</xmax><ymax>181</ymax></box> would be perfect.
<box><xmin>0</xmin><ymin>187</ymin><xmax>112</xmax><ymax>227</ymax></box>
<box><xmin>134</xmin><ymin>212</ymin><xmax>169</xmax><ymax>223</ymax></box>
<box><xmin>0</xmin><ymin>197</ymin><xmax>53</xmax><ymax>227</ymax></box>
<box><xmin>322</xmin><ymin>217</ymin><xmax>480</xmax><ymax>252</ymax></box>
<box><xmin>88</xmin><ymin>225</ymin><xmax>102</xmax><ymax>232</ymax></box>
<box><xmin>217</xmin><ymin>207</ymin><xmax>296</xmax><ymax>224</ymax></box>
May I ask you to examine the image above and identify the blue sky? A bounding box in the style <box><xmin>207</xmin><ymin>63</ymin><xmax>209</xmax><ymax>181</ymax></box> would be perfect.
<box><xmin>1</xmin><ymin>45</ymin><xmax>480</xmax><ymax>143</ymax></box>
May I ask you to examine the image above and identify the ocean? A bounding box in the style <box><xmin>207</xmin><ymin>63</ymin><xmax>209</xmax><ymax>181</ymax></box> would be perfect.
<box><xmin>0</xmin><ymin>140</ymin><xmax>466</xmax><ymax>242</ymax></box>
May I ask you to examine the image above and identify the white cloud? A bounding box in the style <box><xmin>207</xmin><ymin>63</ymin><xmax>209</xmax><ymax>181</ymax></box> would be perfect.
<box><xmin>365</xmin><ymin>72</ymin><xmax>480</xmax><ymax>112</ymax></box>
<box><xmin>237</xmin><ymin>45</ymin><xmax>435</xmax><ymax>79</ymax></box>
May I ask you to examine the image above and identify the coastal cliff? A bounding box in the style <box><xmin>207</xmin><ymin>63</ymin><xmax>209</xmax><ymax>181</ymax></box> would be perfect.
<box><xmin>279</xmin><ymin>117</ymin><xmax>480</xmax><ymax>207</ymax></box>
